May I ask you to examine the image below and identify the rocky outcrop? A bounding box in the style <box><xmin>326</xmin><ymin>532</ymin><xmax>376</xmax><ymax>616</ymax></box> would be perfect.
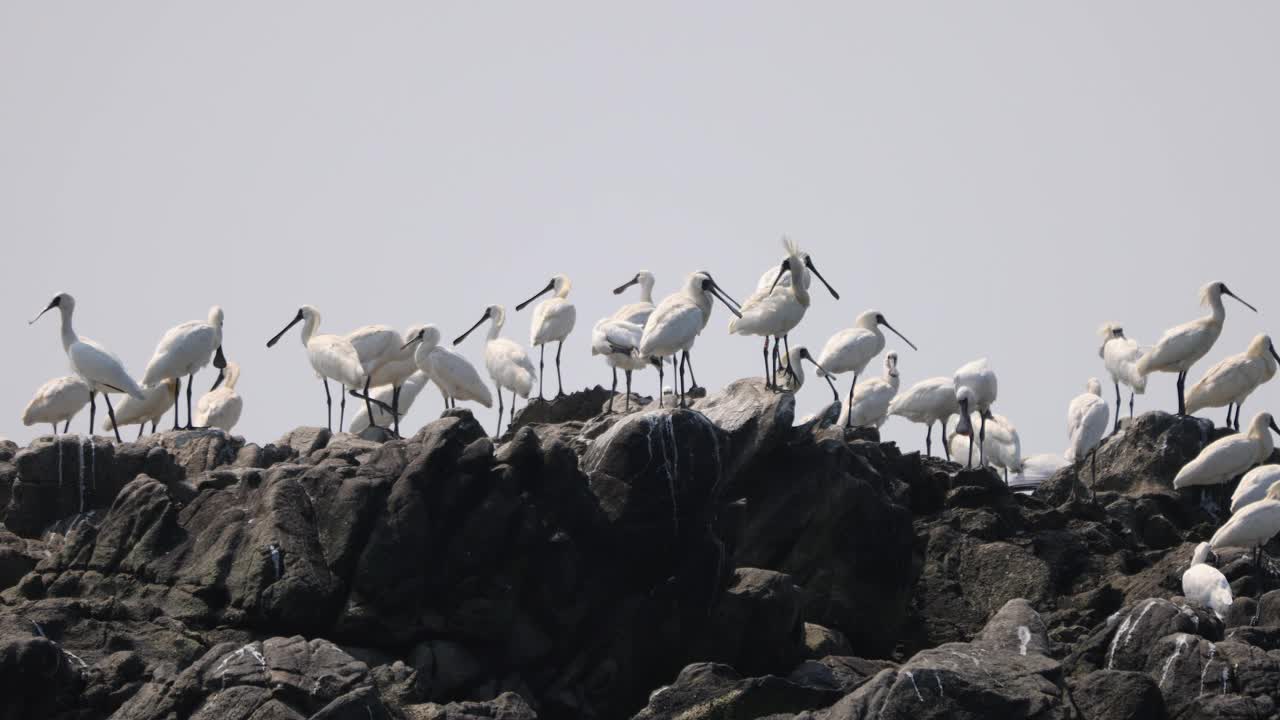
<box><xmin>5</xmin><ymin>385</ymin><xmax>1280</xmax><ymax>719</ymax></box>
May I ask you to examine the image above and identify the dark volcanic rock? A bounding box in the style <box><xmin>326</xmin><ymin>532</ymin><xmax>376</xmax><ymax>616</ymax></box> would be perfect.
<box><xmin>1070</xmin><ymin>670</ymin><xmax>1166</xmax><ymax>720</ymax></box>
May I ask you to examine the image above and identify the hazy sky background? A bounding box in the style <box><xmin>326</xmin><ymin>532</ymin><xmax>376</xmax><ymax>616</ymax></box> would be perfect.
<box><xmin>2</xmin><ymin>3</ymin><xmax>1279</xmax><ymax>458</ymax></box>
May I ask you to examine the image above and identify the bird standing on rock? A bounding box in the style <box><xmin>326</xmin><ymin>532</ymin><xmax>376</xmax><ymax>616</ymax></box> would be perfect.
<box><xmin>22</xmin><ymin>376</ymin><xmax>90</xmax><ymax>435</ymax></box>
<box><xmin>139</xmin><ymin>306</ymin><xmax>226</xmax><ymax>431</ymax></box>
<box><xmin>1065</xmin><ymin>378</ymin><xmax>1110</xmax><ymax>499</ymax></box>
<box><xmin>1185</xmin><ymin>334</ymin><xmax>1280</xmax><ymax>431</ymax></box>
<box><xmin>517</xmin><ymin>274</ymin><xmax>576</xmax><ymax>399</ymax></box>
<box><xmin>816</xmin><ymin>310</ymin><xmax>917</xmax><ymax>429</ymax></box>
<box><xmin>1181</xmin><ymin>542</ymin><xmax>1233</xmax><ymax>619</ymax></box>
<box><xmin>888</xmin><ymin>376</ymin><xmax>958</xmax><ymax>460</ymax></box>
<box><xmin>1098</xmin><ymin>323</ymin><xmax>1146</xmax><ymax>433</ymax></box>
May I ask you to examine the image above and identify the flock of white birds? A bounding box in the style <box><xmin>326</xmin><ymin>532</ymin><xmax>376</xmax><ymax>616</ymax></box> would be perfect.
<box><xmin>18</xmin><ymin>238</ymin><xmax>1280</xmax><ymax>621</ymax></box>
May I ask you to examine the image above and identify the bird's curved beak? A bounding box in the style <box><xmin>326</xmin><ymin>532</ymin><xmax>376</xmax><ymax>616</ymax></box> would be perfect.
<box><xmin>1270</xmin><ymin>416</ymin><xmax>1280</xmax><ymax>436</ymax></box>
<box><xmin>767</xmin><ymin>260</ymin><xmax>789</xmax><ymax>294</ymax></box>
<box><xmin>1223</xmin><ymin>286</ymin><xmax>1258</xmax><ymax>312</ymax></box>
<box><xmin>213</xmin><ymin>345</ymin><xmax>227</xmax><ymax>369</ymax></box>
<box><xmin>700</xmin><ymin>272</ymin><xmax>741</xmax><ymax>310</ymax></box>
<box><xmin>613</xmin><ymin>275</ymin><xmax>640</xmax><ymax>295</ymax></box>
<box><xmin>210</xmin><ymin>368</ymin><xmax>225</xmax><ymax>392</ymax></box>
<box><xmin>453</xmin><ymin>312</ymin><xmax>489</xmax><ymax>346</ymax></box>
<box><xmin>401</xmin><ymin>330</ymin><xmax>425</xmax><ymax>350</ymax></box>
<box><xmin>516</xmin><ymin>280</ymin><xmax>556</xmax><ymax>311</ymax></box>
<box><xmin>708</xmin><ymin>280</ymin><xmax>743</xmax><ymax>318</ymax></box>
<box><xmin>879</xmin><ymin>319</ymin><xmax>918</xmax><ymax>351</ymax></box>
<box><xmin>267</xmin><ymin>310</ymin><xmax>304</xmax><ymax>348</ymax></box>
<box><xmin>29</xmin><ymin>298</ymin><xmax>58</xmax><ymax>325</ymax></box>
<box><xmin>804</xmin><ymin>256</ymin><xmax>840</xmax><ymax>300</ymax></box>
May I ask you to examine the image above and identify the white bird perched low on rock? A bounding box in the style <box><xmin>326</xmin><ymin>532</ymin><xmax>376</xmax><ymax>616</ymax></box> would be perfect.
<box><xmin>349</xmin><ymin>370</ymin><xmax>430</xmax><ymax>435</ymax></box>
<box><xmin>140</xmin><ymin>306</ymin><xmax>226</xmax><ymax>431</ymax></box>
<box><xmin>888</xmin><ymin>376</ymin><xmax>959</xmax><ymax>460</ymax></box>
<box><xmin>1174</xmin><ymin>412</ymin><xmax>1279</xmax><ymax>493</ymax></box>
<box><xmin>1137</xmin><ymin>282</ymin><xmax>1257</xmax><ymax>415</ymax></box>
<box><xmin>1066</xmin><ymin>378</ymin><xmax>1110</xmax><ymax>499</ymax></box>
<box><xmin>1231</xmin><ymin>465</ymin><xmax>1280</xmax><ymax>514</ymax></box>
<box><xmin>950</xmin><ymin>411</ymin><xmax>1023</xmax><ymax>481</ymax></box>
<box><xmin>817</xmin><ymin>310</ymin><xmax>916</xmax><ymax>428</ymax></box>
<box><xmin>774</xmin><ymin>345</ymin><xmax>837</xmax><ymax>396</ymax></box>
<box><xmin>103</xmin><ymin>380</ymin><xmax>179</xmax><ymax>439</ymax></box>
<box><xmin>733</xmin><ymin>237</ymin><xmax>839</xmax><ymax>388</ymax></box>
<box><xmin>954</xmin><ymin>359</ymin><xmax>999</xmax><ymax>467</ymax></box>
<box><xmin>22</xmin><ymin>376</ymin><xmax>90</xmax><ymax>435</ymax></box>
<box><xmin>266</xmin><ymin>305</ymin><xmax>369</xmax><ymax>433</ymax></box>
<box><xmin>455</xmin><ymin>306</ymin><xmax>536</xmax><ymax>436</ymax></box>
<box><xmin>517</xmin><ymin>274</ymin><xmax>577</xmax><ymax>399</ymax></box>
<box><xmin>194</xmin><ymin>361</ymin><xmax>244</xmax><ymax>432</ymax></box>
<box><xmin>640</xmin><ymin>271</ymin><xmax>741</xmax><ymax>406</ymax></box>
<box><xmin>591</xmin><ymin>318</ymin><xmax>652</xmax><ymax>412</ymax></box>
<box><xmin>31</xmin><ymin>293</ymin><xmax>147</xmax><ymax>442</ymax></box>
<box><xmin>1212</xmin><ymin>483</ymin><xmax>1280</xmax><ymax>610</ymax></box>
<box><xmin>405</xmin><ymin>326</ymin><xmax>493</xmax><ymax>411</ymax></box>
<box><xmin>1186</xmin><ymin>334</ymin><xmax>1280</xmax><ymax>431</ymax></box>
<box><xmin>1098</xmin><ymin>323</ymin><xmax>1146</xmax><ymax>433</ymax></box>
<box><xmin>838</xmin><ymin>352</ymin><xmax>900</xmax><ymax>429</ymax></box>
<box><xmin>1181</xmin><ymin>542</ymin><xmax>1233</xmax><ymax>619</ymax></box>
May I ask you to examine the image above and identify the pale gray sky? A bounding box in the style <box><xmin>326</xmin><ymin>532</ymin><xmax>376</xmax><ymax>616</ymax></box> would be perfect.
<box><xmin>3</xmin><ymin>2</ymin><xmax>1279</xmax><ymax>457</ymax></box>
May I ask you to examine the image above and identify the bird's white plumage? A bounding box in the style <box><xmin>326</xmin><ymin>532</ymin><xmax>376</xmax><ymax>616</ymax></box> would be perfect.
<box><xmin>612</xmin><ymin>271</ymin><xmax>657</xmax><ymax>325</ymax></box>
<box><xmin>592</xmin><ymin>318</ymin><xmax>651</xmax><ymax>373</ymax></box>
<box><xmin>22</xmin><ymin>376</ymin><xmax>90</xmax><ymax>429</ymax></box>
<box><xmin>954</xmin><ymin>358</ymin><xmax>998</xmax><ymax>414</ymax></box>
<box><xmin>775</xmin><ymin>345</ymin><xmax>810</xmax><ymax>391</ymax></box>
<box><xmin>640</xmin><ymin>272</ymin><xmax>716</xmax><ymax>359</ymax></box>
<box><xmin>362</xmin><ymin>325</ymin><xmax>423</xmax><ymax>389</ymax></box>
<box><xmin>838</xmin><ymin>352</ymin><xmax>900</xmax><ymax>428</ymax></box>
<box><xmin>1181</xmin><ymin>542</ymin><xmax>1232</xmax><ymax>619</ymax></box>
<box><xmin>1065</xmin><ymin>378</ymin><xmax>1110</xmax><ymax>462</ymax></box>
<box><xmin>141</xmin><ymin>306</ymin><xmax>224</xmax><ymax>387</ymax></box>
<box><xmin>103</xmin><ymin>381</ymin><xmax>177</xmax><ymax>431</ymax></box>
<box><xmin>1212</xmin><ymin>491</ymin><xmax>1280</xmax><ymax>550</ymax></box>
<box><xmin>888</xmin><ymin>376</ymin><xmax>957</xmax><ymax>426</ymax></box>
<box><xmin>755</xmin><ymin>256</ymin><xmax>810</xmax><ymax>293</ymax></box>
<box><xmin>1185</xmin><ymin>334</ymin><xmax>1278</xmax><ymax>415</ymax></box>
<box><xmin>349</xmin><ymin>369</ymin><xmax>431</xmax><ymax>433</ymax></box>
<box><xmin>731</xmin><ymin>237</ymin><xmax>811</xmax><ymax>338</ymax></box>
<box><xmin>528</xmin><ymin>275</ymin><xmax>577</xmax><ymax>347</ymax></box>
<box><xmin>1230</xmin><ymin>465</ymin><xmax>1280</xmax><ymax>514</ymax></box>
<box><xmin>816</xmin><ymin>311</ymin><xmax>889</xmax><ymax>378</ymax></box>
<box><xmin>413</xmin><ymin>326</ymin><xmax>493</xmax><ymax>408</ymax></box>
<box><xmin>1174</xmin><ymin>412</ymin><xmax>1277</xmax><ymax>489</ymax></box>
<box><xmin>194</xmin><ymin>362</ymin><xmax>243</xmax><ymax>431</ymax></box>
<box><xmin>36</xmin><ymin>294</ymin><xmax>146</xmax><ymax>400</ymax></box>
<box><xmin>465</xmin><ymin>306</ymin><xmax>535</xmax><ymax>398</ymax></box>
<box><xmin>949</xmin><ymin>412</ymin><xmax>1023</xmax><ymax>474</ymax></box>
<box><xmin>1098</xmin><ymin>323</ymin><xmax>1147</xmax><ymax>394</ymax></box>
<box><xmin>346</xmin><ymin>324</ymin><xmax>406</xmax><ymax>388</ymax></box>
<box><xmin>1138</xmin><ymin>283</ymin><xmax>1241</xmax><ymax>376</ymax></box>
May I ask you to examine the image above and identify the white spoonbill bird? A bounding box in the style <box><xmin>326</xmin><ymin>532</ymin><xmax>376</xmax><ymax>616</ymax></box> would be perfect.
<box><xmin>22</xmin><ymin>376</ymin><xmax>90</xmax><ymax>435</ymax></box>
<box><xmin>1066</xmin><ymin>378</ymin><xmax>1110</xmax><ymax>499</ymax></box>
<box><xmin>1185</xmin><ymin>334</ymin><xmax>1280</xmax><ymax>431</ymax></box>
<box><xmin>732</xmin><ymin>237</ymin><xmax>839</xmax><ymax>388</ymax></box>
<box><xmin>454</xmin><ymin>306</ymin><xmax>536</xmax><ymax>436</ymax></box>
<box><xmin>1181</xmin><ymin>542</ymin><xmax>1233</xmax><ymax>619</ymax></box>
<box><xmin>140</xmin><ymin>306</ymin><xmax>225</xmax><ymax>430</ymax></box>
<box><xmin>639</xmin><ymin>271</ymin><xmax>742</xmax><ymax>406</ymax></box>
<box><xmin>950</xmin><ymin>411</ymin><xmax>1023</xmax><ymax>481</ymax></box>
<box><xmin>1212</xmin><ymin>483</ymin><xmax>1280</xmax><ymax>601</ymax></box>
<box><xmin>194</xmin><ymin>361</ymin><xmax>243</xmax><ymax>432</ymax></box>
<box><xmin>953</xmin><ymin>358</ymin><xmax>999</xmax><ymax>467</ymax></box>
<box><xmin>1173</xmin><ymin>412</ymin><xmax>1279</xmax><ymax>492</ymax></box>
<box><xmin>1230</xmin><ymin>465</ymin><xmax>1280</xmax><ymax>514</ymax></box>
<box><xmin>1136</xmin><ymin>282</ymin><xmax>1257</xmax><ymax>415</ymax></box>
<box><xmin>343</xmin><ymin>325</ymin><xmax>407</xmax><ymax>434</ymax></box>
<box><xmin>1098</xmin><ymin>323</ymin><xmax>1147</xmax><ymax>433</ymax></box>
<box><xmin>816</xmin><ymin>310</ymin><xmax>917</xmax><ymax>429</ymax></box>
<box><xmin>611</xmin><ymin>271</ymin><xmax>657</xmax><ymax>324</ymax></box>
<box><xmin>31</xmin><ymin>293</ymin><xmax>146</xmax><ymax>442</ymax></box>
<box><xmin>888</xmin><ymin>376</ymin><xmax>958</xmax><ymax>460</ymax></box>
<box><xmin>838</xmin><ymin>352</ymin><xmax>900</xmax><ymax>429</ymax></box>
<box><xmin>349</xmin><ymin>369</ymin><xmax>430</xmax><ymax>435</ymax></box>
<box><xmin>516</xmin><ymin>274</ymin><xmax>576</xmax><ymax>399</ymax></box>
<box><xmin>591</xmin><ymin>318</ymin><xmax>654</xmax><ymax>412</ymax></box>
<box><xmin>774</xmin><ymin>345</ymin><xmax>838</xmax><ymax>396</ymax></box>
<box><xmin>266</xmin><ymin>306</ymin><xmax>368</xmax><ymax>432</ymax></box>
<box><xmin>404</xmin><ymin>325</ymin><xmax>493</xmax><ymax>411</ymax></box>
<box><xmin>104</xmin><ymin>380</ymin><xmax>179</xmax><ymax>439</ymax></box>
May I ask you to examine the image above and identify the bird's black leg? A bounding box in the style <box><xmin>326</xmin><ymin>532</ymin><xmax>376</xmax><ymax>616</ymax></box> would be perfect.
<box><xmin>782</xmin><ymin>335</ymin><xmax>797</xmax><ymax>385</ymax></box>
<box><xmin>678</xmin><ymin>352</ymin><xmax>687</xmax><ymax>407</ymax></box>
<box><xmin>1177</xmin><ymin>371</ymin><xmax>1186</xmax><ymax>416</ymax></box>
<box><xmin>63</xmin><ymin>419</ymin><xmax>71</xmax><ymax>434</ymax></box>
<box><xmin>363</xmin><ymin>377</ymin><xmax>378</xmax><ymax>430</ymax></box>
<box><xmin>1226</xmin><ymin>403</ymin><xmax>1234</xmax><ymax>429</ymax></box>
<box><xmin>103</xmin><ymin>394</ymin><xmax>123</xmax><ymax>443</ymax></box>
<box><xmin>392</xmin><ymin>385</ymin><xmax>401</xmax><ymax>436</ymax></box>
<box><xmin>625</xmin><ymin>369</ymin><xmax>633</xmax><ymax>412</ymax></box>
<box><xmin>89</xmin><ymin>391</ymin><xmax>96</xmax><ymax>437</ymax></box>
<box><xmin>538</xmin><ymin>345</ymin><xmax>546</xmax><ymax>400</ymax></box>
<box><xmin>339</xmin><ymin>388</ymin><xmax>346</xmax><ymax>431</ymax></box>
<box><xmin>324</xmin><ymin>379</ymin><xmax>333</xmax><ymax>431</ymax></box>
<box><xmin>657</xmin><ymin>358</ymin><xmax>665</xmax><ymax>408</ymax></box>
<box><xmin>762</xmin><ymin>338</ymin><xmax>771</xmax><ymax>388</ymax></box>
<box><xmin>844</xmin><ymin>373</ymin><xmax>859</xmax><ymax>429</ymax></box>
<box><xmin>979</xmin><ymin>414</ymin><xmax>988</xmax><ymax>467</ymax></box>
<box><xmin>941</xmin><ymin>421</ymin><xmax>952</xmax><ymax>461</ymax></box>
<box><xmin>172</xmin><ymin>377</ymin><xmax>182</xmax><ymax>430</ymax></box>
<box><xmin>686</xmin><ymin>351</ymin><xmax>700</xmax><ymax>391</ymax></box>
<box><xmin>966</xmin><ymin>433</ymin><xmax>974</xmax><ymax>469</ymax></box>
<box><xmin>496</xmin><ymin>385</ymin><xmax>504</xmax><ymax>437</ymax></box>
<box><xmin>925</xmin><ymin>423</ymin><xmax>932</xmax><ymax>457</ymax></box>
<box><xmin>1129</xmin><ymin>391</ymin><xmax>1135</xmax><ymax>419</ymax></box>
<box><xmin>137</xmin><ymin>424</ymin><xmax>144</xmax><ymax>441</ymax></box>
<box><xmin>151</xmin><ymin>420</ymin><xmax>158</xmax><ymax>434</ymax></box>
<box><xmin>1113</xmin><ymin>380</ymin><xmax>1122</xmax><ymax>433</ymax></box>
<box><xmin>185</xmin><ymin>373</ymin><xmax>195</xmax><ymax>429</ymax></box>
<box><xmin>555</xmin><ymin>341</ymin><xmax>565</xmax><ymax>398</ymax></box>
<box><xmin>609</xmin><ymin>366</ymin><xmax>618</xmax><ymax>413</ymax></box>
<box><xmin>51</xmin><ymin>422</ymin><xmax>57</xmax><ymax>436</ymax></box>
<box><xmin>509</xmin><ymin>389</ymin><xmax>517</xmax><ymax>432</ymax></box>
<box><xmin>1234</xmin><ymin>402</ymin><xmax>1243</xmax><ymax>432</ymax></box>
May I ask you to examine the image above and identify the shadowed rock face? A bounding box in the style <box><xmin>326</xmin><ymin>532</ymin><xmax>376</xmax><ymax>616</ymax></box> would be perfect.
<box><xmin>4</xmin><ymin>383</ymin><xmax>1280</xmax><ymax>719</ymax></box>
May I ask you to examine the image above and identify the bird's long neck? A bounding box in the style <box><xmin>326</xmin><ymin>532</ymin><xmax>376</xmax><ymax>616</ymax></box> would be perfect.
<box><xmin>1206</xmin><ymin>292</ymin><xmax>1226</xmax><ymax>324</ymax></box>
<box><xmin>640</xmin><ymin>282</ymin><xmax>653</xmax><ymax>304</ymax></box>
<box><xmin>225</xmin><ymin>366</ymin><xmax>241</xmax><ymax>389</ymax></box>
<box><xmin>487</xmin><ymin>316</ymin><xmax>503</xmax><ymax>341</ymax></box>
<box><xmin>58</xmin><ymin>306</ymin><xmax>77</xmax><ymax>352</ymax></box>
<box><xmin>301</xmin><ymin>314</ymin><xmax>320</xmax><ymax>346</ymax></box>
<box><xmin>791</xmin><ymin>267</ymin><xmax>811</xmax><ymax>307</ymax></box>
<box><xmin>1256</xmin><ymin>427</ymin><xmax>1275</xmax><ymax>462</ymax></box>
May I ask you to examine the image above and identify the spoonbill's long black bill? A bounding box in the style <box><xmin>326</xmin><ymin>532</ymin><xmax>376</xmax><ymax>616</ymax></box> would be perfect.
<box><xmin>767</xmin><ymin>260</ymin><xmax>790</xmax><ymax>294</ymax></box>
<box><xmin>613</xmin><ymin>275</ymin><xmax>640</xmax><ymax>294</ymax></box>
<box><xmin>401</xmin><ymin>331</ymin><xmax>426</xmax><ymax>351</ymax></box>
<box><xmin>701</xmin><ymin>273</ymin><xmax>741</xmax><ymax>310</ymax></box>
<box><xmin>213</xmin><ymin>346</ymin><xmax>227</xmax><ymax>369</ymax></box>
<box><xmin>1223</xmin><ymin>286</ymin><xmax>1258</xmax><ymax>312</ymax></box>
<box><xmin>805</xmin><ymin>257</ymin><xmax>840</xmax><ymax>300</ymax></box>
<box><xmin>516</xmin><ymin>280</ymin><xmax>556</xmax><ymax>311</ymax></box>
<box><xmin>211</xmin><ymin>368</ymin><xmax>226</xmax><ymax>392</ymax></box>
<box><xmin>29</xmin><ymin>297</ymin><xmax>60</xmax><ymax>325</ymax></box>
<box><xmin>454</xmin><ymin>313</ymin><xmax>489</xmax><ymax>346</ymax></box>
<box><xmin>267</xmin><ymin>311</ymin><xmax>304</xmax><ymax>348</ymax></box>
<box><xmin>881</xmin><ymin>321</ymin><xmax>918</xmax><ymax>351</ymax></box>
<box><xmin>708</xmin><ymin>282</ymin><xmax>743</xmax><ymax>319</ymax></box>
